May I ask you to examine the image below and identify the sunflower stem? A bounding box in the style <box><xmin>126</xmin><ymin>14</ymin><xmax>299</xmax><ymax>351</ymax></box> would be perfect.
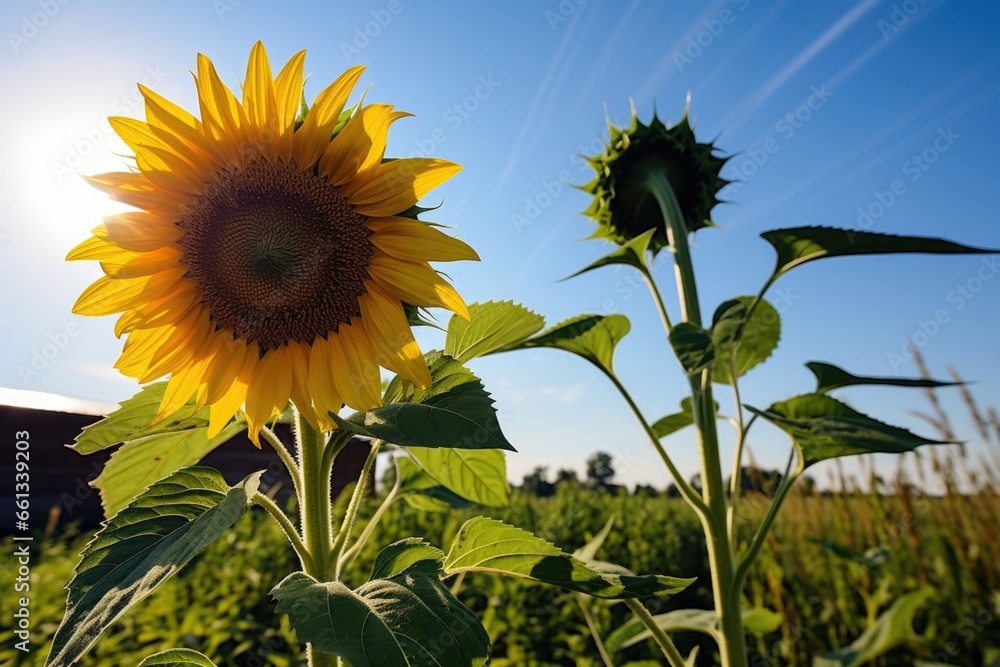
<box><xmin>332</xmin><ymin>440</ymin><xmax>381</xmax><ymax>580</ymax></box>
<box><xmin>292</xmin><ymin>407</ymin><xmax>340</xmax><ymax>667</ymax></box>
<box><xmin>645</xmin><ymin>170</ymin><xmax>748</xmax><ymax>667</ymax></box>
<box><xmin>339</xmin><ymin>453</ymin><xmax>401</xmax><ymax>572</ymax></box>
<box><xmin>251</xmin><ymin>492</ymin><xmax>314</xmax><ymax>573</ymax></box>
<box><xmin>624</xmin><ymin>598</ymin><xmax>686</xmax><ymax>667</ymax></box>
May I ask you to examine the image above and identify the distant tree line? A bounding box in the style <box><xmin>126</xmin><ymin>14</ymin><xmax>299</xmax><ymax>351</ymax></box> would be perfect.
<box><xmin>519</xmin><ymin>451</ymin><xmax>814</xmax><ymax>498</ymax></box>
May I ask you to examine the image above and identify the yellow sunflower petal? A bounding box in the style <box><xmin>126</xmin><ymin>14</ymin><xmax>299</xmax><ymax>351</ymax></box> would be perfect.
<box><xmin>66</xmin><ymin>235</ymin><xmax>129</xmax><ymax>262</ymax></box>
<box><xmin>319</xmin><ymin>103</ymin><xmax>404</xmax><ymax>187</ymax></box>
<box><xmin>286</xmin><ymin>341</ymin><xmax>318</xmax><ymax>427</ymax></box>
<box><xmin>104</xmin><ymin>246</ymin><xmax>184</xmax><ymax>279</ymax></box>
<box><xmin>291</xmin><ymin>65</ymin><xmax>365</xmax><ymax>169</ymax></box>
<box><xmin>138</xmin><ymin>307</ymin><xmax>211</xmax><ymax>382</ymax></box>
<box><xmin>243</xmin><ymin>41</ymin><xmax>279</xmax><ymax>161</ymax></box>
<box><xmin>207</xmin><ymin>341</ymin><xmax>259</xmax><ymax>438</ymax></box>
<box><xmin>154</xmin><ymin>337</ymin><xmax>215</xmax><ymax>424</ymax></box>
<box><xmin>139</xmin><ymin>83</ymin><xmax>223</xmax><ymax>167</ymax></box>
<box><xmin>327</xmin><ymin>324</ymin><xmax>382</xmax><ymax>411</ymax></box>
<box><xmin>108</xmin><ymin>117</ymin><xmax>204</xmax><ymax>194</ymax></box>
<box><xmin>98</xmin><ymin>212</ymin><xmax>183</xmax><ymax>252</ymax></box>
<box><xmin>368</xmin><ymin>253</ymin><xmax>470</xmax><ymax>319</ymax></box>
<box><xmin>308</xmin><ymin>336</ymin><xmax>344</xmax><ymax>430</ymax></box>
<box><xmin>359</xmin><ymin>283</ymin><xmax>431</xmax><ymax>389</ymax></box>
<box><xmin>368</xmin><ymin>217</ymin><xmax>480</xmax><ymax>263</ymax></box>
<box><xmin>72</xmin><ymin>268</ymin><xmax>186</xmax><ymax>316</ymax></box>
<box><xmin>244</xmin><ymin>346</ymin><xmax>293</xmax><ymax>444</ymax></box>
<box><xmin>195</xmin><ymin>52</ymin><xmax>247</xmax><ymax>152</ymax></box>
<box><xmin>203</xmin><ymin>334</ymin><xmax>248</xmax><ymax>405</ymax></box>
<box><xmin>273</xmin><ymin>49</ymin><xmax>306</xmax><ymax>161</ymax></box>
<box><xmin>348</xmin><ymin>158</ymin><xmax>461</xmax><ymax>216</ymax></box>
<box><xmin>84</xmin><ymin>172</ymin><xmax>187</xmax><ymax>215</ymax></box>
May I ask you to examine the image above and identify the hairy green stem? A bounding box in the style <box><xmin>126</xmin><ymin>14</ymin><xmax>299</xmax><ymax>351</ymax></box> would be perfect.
<box><xmin>292</xmin><ymin>408</ymin><xmax>339</xmax><ymax>667</ymax></box>
<box><xmin>624</xmin><ymin>598</ymin><xmax>686</xmax><ymax>667</ymax></box>
<box><xmin>261</xmin><ymin>425</ymin><xmax>301</xmax><ymax>496</ymax></box>
<box><xmin>647</xmin><ymin>171</ymin><xmax>748</xmax><ymax>667</ymax></box>
<box><xmin>727</xmin><ymin>360</ymin><xmax>747</xmax><ymax>537</ymax></box>
<box><xmin>332</xmin><ymin>440</ymin><xmax>381</xmax><ymax>580</ymax></box>
<box><xmin>606</xmin><ymin>371</ymin><xmax>708</xmax><ymax>517</ymax></box>
<box><xmin>252</xmin><ymin>492</ymin><xmax>314</xmax><ymax>573</ymax></box>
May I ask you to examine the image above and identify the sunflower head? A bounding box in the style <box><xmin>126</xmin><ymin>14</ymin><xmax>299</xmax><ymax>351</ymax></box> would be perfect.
<box><xmin>580</xmin><ymin>107</ymin><xmax>730</xmax><ymax>254</ymax></box>
<box><xmin>68</xmin><ymin>42</ymin><xmax>478</xmax><ymax>442</ymax></box>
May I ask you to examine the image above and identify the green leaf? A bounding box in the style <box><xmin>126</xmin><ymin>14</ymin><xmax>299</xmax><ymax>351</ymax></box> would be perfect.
<box><xmin>605</xmin><ymin>607</ymin><xmax>782</xmax><ymax>654</ymax></box>
<box><xmin>271</xmin><ymin>571</ymin><xmax>490</xmax><ymax>667</ymax></box>
<box><xmin>761</xmin><ymin>226</ymin><xmax>999</xmax><ymax>280</ymax></box>
<box><xmin>711</xmin><ymin>297</ymin><xmax>780</xmax><ymax>384</ymax></box>
<box><xmin>742</xmin><ymin>607</ymin><xmax>784</xmax><ymax>635</ymax></box>
<box><xmin>445</xmin><ymin>300</ymin><xmax>545</xmax><ymax>362</ymax></box>
<box><xmin>72</xmin><ymin>382</ymin><xmax>210</xmax><ymax>454</ymax></box>
<box><xmin>814</xmin><ymin>587</ymin><xmax>934</xmax><ymax>667</ymax></box>
<box><xmin>565</xmin><ymin>228</ymin><xmax>657</xmax><ymax>279</ymax></box>
<box><xmin>443</xmin><ymin>517</ymin><xmax>693</xmax><ymax>599</ymax></box>
<box><xmin>746</xmin><ymin>394</ymin><xmax>952</xmax><ymax>473</ymax></box>
<box><xmin>46</xmin><ymin>468</ymin><xmax>260</xmax><ymax>667</ymax></box>
<box><xmin>501</xmin><ymin>314</ymin><xmax>630</xmax><ymax>376</ymax></box>
<box><xmin>668</xmin><ymin>322</ymin><xmax>714</xmax><ymax>375</ymax></box>
<box><xmin>403</xmin><ymin>303</ymin><xmax>444</xmax><ymax>330</ymax></box>
<box><xmin>138</xmin><ymin>648</ymin><xmax>218</xmax><ymax>666</ymax></box>
<box><xmin>93</xmin><ymin>420</ymin><xmax>245</xmax><ymax>518</ymax></box>
<box><xmin>650</xmin><ymin>398</ymin><xmax>721</xmax><ymax>439</ymax></box>
<box><xmin>605</xmin><ymin>609</ymin><xmax>719</xmax><ymax>654</ymax></box>
<box><xmin>806</xmin><ymin>361</ymin><xmax>963</xmax><ymax>394</ymax></box>
<box><xmin>335</xmin><ymin>351</ymin><xmax>515</xmax><ymax>451</ymax></box>
<box><xmin>407</xmin><ymin>447</ymin><xmax>509</xmax><ymax>507</ymax></box>
<box><xmin>396</xmin><ymin>456</ymin><xmax>474</xmax><ymax>512</ymax></box>
<box><xmin>371</xmin><ymin>538</ymin><xmax>446</xmax><ymax>579</ymax></box>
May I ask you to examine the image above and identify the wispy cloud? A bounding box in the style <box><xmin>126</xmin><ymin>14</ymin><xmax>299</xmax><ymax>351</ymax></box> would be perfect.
<box><xmin>490</xmin><ymin>7</ymin><xmax>598</xmax><ymax>198</ymax></box>
<box><xmin>568</xmin><ymin>0</ymin><xmax>643</xmax><ymax>115</ymax></box>
<box><xmin>721</xmin><ymin>0</ymin><xmax>880</xmax><ymax>133</ymax></box>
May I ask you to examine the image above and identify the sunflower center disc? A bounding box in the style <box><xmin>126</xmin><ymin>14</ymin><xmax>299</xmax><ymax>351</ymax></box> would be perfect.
<box><xmin>178</xmin><ymin>159</ymin><xmax>373</xmax><ymax>351</ymax></box>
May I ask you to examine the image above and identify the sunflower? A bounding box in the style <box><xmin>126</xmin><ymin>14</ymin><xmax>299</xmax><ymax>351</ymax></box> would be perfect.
<box><xmin>581</xmin><ymin>110</ymin><xmax>729</xmax><ymax>254</ymax></box>
<box><xmin>68</xmin><ymin>42</ymin><xmax>477</xmax><ymax>442</ymax></box>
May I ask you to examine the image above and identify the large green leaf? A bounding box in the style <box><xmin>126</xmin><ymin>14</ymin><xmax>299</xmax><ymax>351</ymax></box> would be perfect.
<box><xmin>501</xmin><ymin>314</ymin><xmax>631</xmax><ymax>376</ymax></box>
<box><xmin>746</xmin><ymin>394</ymin><xmax>952</xmax><ymax>473</ymax></box>
<box><xmin>443</xmin><ymin>517</ymin><xmax>693</xmax><ymax>599</ymax></box>
<box><xmin>711</xmin><ymin>297</ymin><xmax>780</xmax><ymax>384</ymax></box>
<box><xmin>445</xmin><ymin>300</ymin><xmax>544</xmax><ymax>362</ymax></box>
<box><xmin>335</xmin><ymin>351</ymin><xmax>514</xmax><ymax>451</ymax></box>
<box><xmin>565</xmin><ymin>228</ymin><xmax>657</xmax><ymax>279</ymax></box>
<box><xmin>93</xmin><ymin>420</ymin><xmax>246</xmax><ymax>518</ymax></box>
<box><xmin>605</xmin><ymin>607</ymin><xmax>782</xmax><ymax>654</ymax></box>
<box><xmin>806</xmin><ymin>361</ymin><xmax>962</xmax><ymax>394</ymax></box>
<box><xmin>407</xmin><ymin>447</ymin><xmax>509</xmax><ymax>507</ymax></box>
<box><xmin>668</xmin><ymin>322</ymin><xmax>714</xmax><ymax>375</ymax></box>
<box><xmin>46</xmin><ymin>468</ymin><xmax>260</xmax><ymax>667</ymax></box>
<box><xmin>814</xmin><ymin>587</ymin><xmax>934</xmax><ymax>667</ymax></box>
<box><xmin>72</xmin><ymin>382</ymin><xmax>209</xmax><ymax>454</ymax></box>
<box><xmin>271</xmin><ymin>569</ymin><xmax>490</xmax><ymax>667</ymax></box>
<box><xmin>138</xmin><ymin>648</ymin><xmax>218</xmax><ymax>666</ymax></box>
<box><xmin>761</xmin><ymin>226</ymin><xmax>998</xmax><ymax>280</ymax></box>
<box><xmin>396</xmin><ymin>456</ymin><xmax>474</xmax><ymax>512</ymax></box>
<box><xmin>370</xmin><ymin>538</ymin><xmax>446</xmax><ymax>579</ymax></box>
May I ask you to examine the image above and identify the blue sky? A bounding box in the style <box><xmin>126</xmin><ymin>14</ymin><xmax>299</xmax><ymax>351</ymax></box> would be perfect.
<box><xmin>2</xmin><ymin>0</ymin><xmax>998</xmax><ymax>487</ymax></box>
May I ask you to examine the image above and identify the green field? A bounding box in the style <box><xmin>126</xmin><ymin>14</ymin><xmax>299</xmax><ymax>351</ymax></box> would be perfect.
<box><xmin>4</xmin><ymin>446</ymin><xmax>999</xmax><ymax>666</ymax></box>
